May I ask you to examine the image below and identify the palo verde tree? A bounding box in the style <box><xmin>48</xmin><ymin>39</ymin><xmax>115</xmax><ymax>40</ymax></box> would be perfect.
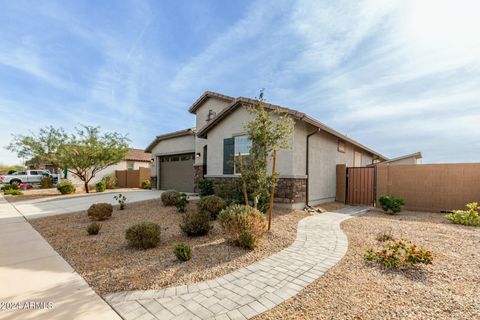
<box><xmin>240</xmin><ymin>92</ymin><xmax>294</xmax><ymax>230</ymax></box>
<box><xmin>7</xmin><ymin>125</ymin><xmax>129</xmax><ymax>193</ymax></box>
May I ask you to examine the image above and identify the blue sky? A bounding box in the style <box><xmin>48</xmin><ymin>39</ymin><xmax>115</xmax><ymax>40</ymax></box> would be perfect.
<box><xmin>1</xmin><ymin>0</ymin><xmax>479</xmax><ymax>165</ymax></box>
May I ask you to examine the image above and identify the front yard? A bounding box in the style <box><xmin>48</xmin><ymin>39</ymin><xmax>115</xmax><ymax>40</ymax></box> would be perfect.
<box><xmin>30</xmin><ymin>199</ymin><xmax>309</xmax><ymax>295</ymax></box>
<box><xmin>256</xmin><ymin>209</ymin><xmax>480</xmax><ymax>320</ymax></box>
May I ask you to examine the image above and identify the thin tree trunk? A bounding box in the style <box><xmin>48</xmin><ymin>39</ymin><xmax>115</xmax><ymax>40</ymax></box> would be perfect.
<box><xmin>267</xmin><ymin>149</ymin><xmax>277</xmax><ymax>231</ymax></box>
<box><xmin>84</xmin><ymin>181</ymin><xmax>89</xmax><ymax>193</ymax></box>
<box><xmin>238</xmin><ymin>153</ymin><xmax>248</xmax><ymax>205</ymax></box>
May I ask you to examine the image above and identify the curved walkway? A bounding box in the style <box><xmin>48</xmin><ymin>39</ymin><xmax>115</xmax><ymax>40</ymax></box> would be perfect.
<box><xmin>104</xmin><ymin>206</ymin><xmax>367</xmax><ymax>320</ymax></box>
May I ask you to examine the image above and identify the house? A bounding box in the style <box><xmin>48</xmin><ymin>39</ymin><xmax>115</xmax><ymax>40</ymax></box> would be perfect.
<box><xmin>376</xmin><ymin>152</ymin><xmax>422</xmax><ymax>165</ymax></box>
<box><xmin>146</xmin><ymin>91</ymin><xmax>388</xmax><ymax>208</ymax></box>
<box><xmin>68</xmin><ymin>148</ymin><xmax>152</xmax><ymax>185</ymax></box>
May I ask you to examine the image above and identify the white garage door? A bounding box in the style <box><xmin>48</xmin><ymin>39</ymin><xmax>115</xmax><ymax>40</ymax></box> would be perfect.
<box><xmin>159</xmin><ymin>153</ymin><xmax>195</xmax><ymax>192</ymax></box>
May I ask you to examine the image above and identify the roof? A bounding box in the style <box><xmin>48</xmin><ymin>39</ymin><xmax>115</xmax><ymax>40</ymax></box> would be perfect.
<box><xmin>188</xmin><ymin>91</ymin><xmax>235</xmax><ymax>114</ymax></box>
<box><xmin>378</xmin><ymin>152</ymin><xmax>422</xmax><ymax>164</ymax></box>
<box><xmin>145</xmin><ymin>128</ymin><xmax>196</xmax><ymax>153</ymax></box>
<box><xmin>196</xmin><ymin>97</ymin><xmax>388</xmax><ymax>160</ymax></box>
<box><xmin>125</xmin><ymin>148</ymin><xmax>152</xmax><ymax>162</ymax></box>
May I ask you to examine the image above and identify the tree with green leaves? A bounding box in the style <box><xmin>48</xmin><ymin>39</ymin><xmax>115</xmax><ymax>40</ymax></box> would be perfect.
<box><xmin>7</xmin><ymin>125</ymin><xmax>129</xmax><ymax>193</ymax></box>
<box><xmin>241</xmin><ymin>93</ymin><xmax>295</xmax><ymax>230</ymax></box>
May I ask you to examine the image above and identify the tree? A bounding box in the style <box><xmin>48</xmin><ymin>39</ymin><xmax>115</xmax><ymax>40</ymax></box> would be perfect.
<box><xmin>7</xmin><ymin>125</ymin><xmax>129</xmax><ymax>193</ymax></box>
<box><xmin>242</xmin><ymin>93</ymin><xmax>295</xmax><ymax>230</ymax></box>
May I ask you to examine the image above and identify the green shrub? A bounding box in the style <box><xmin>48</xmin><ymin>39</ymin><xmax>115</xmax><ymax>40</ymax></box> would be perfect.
<box><xmin>174</xmin><ymin>243</ymin><xmax>192</xmax><ymax>261</ymax></box>
<box><xmin>1</xmin><ymin>184</ymin><xmax>17</xmax><ymax>191</ymax></box>
<box><xmin>447</xmin><ymin>202</ymin><xmax>480</xmax><ymax>226</ymax></box>
<box><xmin>215</xmin><ymin>180</ymin><xmax>244</xmax><ymax>205</ymax></box>
<box><xmin>114</xmin><ymin>193</ymin><xmax>127</xmax><ymax>210</ymax></box>
<box><xmin>125</xmin><ymin>221</ymin><xmax>161</xmax><ymax>249</ymax></box>
<box><xmin>176</xmin><ymin>193</ymin><xmax>189</xmax><ymax>213</ymax></box>
<box><xmin>4</xmin><ymin>189</ymin><xmax>23</xmax><ymax>196</ymax></box>
<box><xmin>40</xmin><ymin>175</ymin><xmax>53</xmax><ymax>188</ymax></box>
<box><xmin>219</xmin><ymin>205</ymin><xmax>266</xmax><ymax>249</ymax></box>
<box><xmin>161</xmin><ymin>190</ymin><xmax>180</xmax><ymax>206</ymax></box>
<box><xmin>86</xmin><ymin>222</ymin><xmax>102</xmax><ymax>235</ymax></box>
<box><xmin>95</xmin><ymin>181</ymin><xmax>106</xmax><ymax>192</ymax></box>
<box><xmin>198</xmin><ymin>195</ymin><xmax>227</xmax><ymax>219</ymax></box>
<box><xmin>376</xmin><ymin>231</ymin><xmax>394</xmax><ymax>242</ymax></box>
<box><xmin>102</xmin><ymin>174</ymin><xmax>117</xmax><ymax>189</ymax></box>
<box><xmin>87</xmin><ymin>203</ymin><xmax>113</xmax><ymax>221</ymax></box>
<box><xmin>364</xmin><ymin>236</ymin><xmax>433</xmax><ymax>269</ymax></box>
<box><xmin>7</xmin><ymin>169</ymin><xmax>16</xmax><ymax>174</ymax></box>
<box><xmin>180</xmin><ymin>210</ymin><xmax>212</xmax><ymax>237</ymax></box>
<box><xmin>141</xmin><ymin>179</ymin><xmax>151</xmax><ymax>189</ymax></box>
<box><xmin>379</xmin><ymin>195</ymin><xmax>404</xmax><ymax>214</ymax></box>
<box><xmin>198</xmin><ymin>179</ymin><xmax>214</xmax><ymax>197</ymax></box>
<box><xmin>57</xmin><ymin>179</ymin><xmax>75</xmax><ymax>195</ymax></box>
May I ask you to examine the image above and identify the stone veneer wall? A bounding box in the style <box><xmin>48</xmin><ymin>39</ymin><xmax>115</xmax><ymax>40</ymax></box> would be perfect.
<box><xmin>150</xmin><ymin>176</ymin><xmax>157</xmax><ymax>190</ymax></box>
<box><xmin>204</xmin><ymin>176</ymin><xmax>306</xmax><ymax>205</ymax></box>
<box><xmin>193</xmin><ymin>165</ymin><xmax>205</xmax><ymax>193</ymax></box>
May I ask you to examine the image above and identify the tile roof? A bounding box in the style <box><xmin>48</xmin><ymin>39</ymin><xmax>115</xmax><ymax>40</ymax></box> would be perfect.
<box><xmin>125</xmin><ymin>148</ymin><xmax>152</xmax><ymax>162</ymax></box>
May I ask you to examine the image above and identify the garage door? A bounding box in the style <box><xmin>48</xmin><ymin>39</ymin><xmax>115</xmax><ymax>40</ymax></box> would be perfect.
<box><xmin>160</xmin><ymin>153</ymin><xmax>195</xmax><ymax>192</ymax></box>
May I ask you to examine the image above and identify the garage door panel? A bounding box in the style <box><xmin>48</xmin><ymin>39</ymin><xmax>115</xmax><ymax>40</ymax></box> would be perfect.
<box><xmin>160</xmin><ymin>154</ymin><xmax>194</xmax><ymax>192</ymax></box>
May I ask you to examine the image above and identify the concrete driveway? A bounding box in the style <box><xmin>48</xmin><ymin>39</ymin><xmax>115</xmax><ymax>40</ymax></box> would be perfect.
<box><xmin>11</xmin><ymin>190</ymin><xmax>163</xmax><ymax>220</ymax></box>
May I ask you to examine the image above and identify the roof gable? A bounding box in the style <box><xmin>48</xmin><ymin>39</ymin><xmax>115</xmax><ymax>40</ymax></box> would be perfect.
<box><xmin>188</xmin><ymin>91</ymin><xmax>235</xmax><ymax>114</ymax></box>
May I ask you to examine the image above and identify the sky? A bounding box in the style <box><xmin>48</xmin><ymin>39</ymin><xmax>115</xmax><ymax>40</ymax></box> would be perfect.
<box><xmin>1</xmin><ymin>0</ymin><xmax>479</xmax><ymax>165</ymax></box>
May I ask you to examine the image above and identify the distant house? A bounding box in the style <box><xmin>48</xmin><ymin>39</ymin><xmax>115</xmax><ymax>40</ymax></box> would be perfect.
<box><xmin>376</xmin><ymin>152</ymin><xmax>422</xmax><ymax>165</ymax></box>
<box><xmin>146</xmin><ymin>91</ymin><xmax>388</xmax><ymax>208</ymax></box>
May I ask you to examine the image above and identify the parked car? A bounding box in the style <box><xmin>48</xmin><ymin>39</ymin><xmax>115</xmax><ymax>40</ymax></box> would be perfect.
<box><xmin>0</xmin><ymin>170</ymin><xmax>58</xmax><ymax>186</ymax></box>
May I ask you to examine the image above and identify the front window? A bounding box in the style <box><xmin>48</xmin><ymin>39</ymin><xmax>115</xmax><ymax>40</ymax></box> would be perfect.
<box><xmin>127</xmin><ymin>162</ymin><xmax>134</xmax><ymax>170</ymax></box>
<box><xmin>234</xmin><ymin>135</ymin><xmax>252</xmax><ymax>174</ymax></box>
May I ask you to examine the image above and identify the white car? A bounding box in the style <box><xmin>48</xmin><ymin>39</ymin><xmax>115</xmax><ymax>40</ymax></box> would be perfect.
<box><xmin>0</xmin><ymin>170</ymin><xmax>57</xmax><ymax>186</ymax></box>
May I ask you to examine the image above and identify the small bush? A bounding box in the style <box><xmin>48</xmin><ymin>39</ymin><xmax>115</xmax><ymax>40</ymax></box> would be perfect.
<box><xmin>180</xmin><ymin>210</ymin><xmax>212</xmax><ymax>237</ymax></box>
<box><xmin>447</xmin><ymin>202</ymin><xmax>480</xmax><ymax>226</ymax></box>
<box><xmin>125</xmin><ymin>221</ymin><xmax>161</xmax><ymax>249</ymax></box>
<box><xmin>114</xmin><ymin>193</ymin><xmax>127</xmax><ymax>210</ymax></box>
<box><xmin>87</xmin><ymin>203</ymin><xmax>113</xmax><ymax>221</ymax></box>
<box><xmin>7</xmin><ymin>169</ymin><xmax>16</xmax><ymax>174</ymax></box>
<box><xmin>86</xmin><ymin>222</ymin><xmax>102</xmax><ymax>235</ymax></box>
<box><xmin>364</xmin><ymin>236</ymin><xmax>433</xmax><ymax>269</ymax></box>
<box><xmin>219</xmin><ymin>205</ymin><xmax>266</xmax><ymax>249</ymax></box>
<box><xmin>379</xmin><ymin>195</ymin><xmax>404</xmax><ymax>214</ymax></box>
<box><xmin>376</xmin><ymin>231</ymin><xmax>394</xmax><ymax>242</ymax></box>
<box><xmin>4</xmin><ymin>189</ymin><xmax>23</xmax><ymax>196</ymax></box>
<box><xmin>57</xmin><ymin>179</ymin><xmax>75</xmax><ymax>195</ymax></box>
<box><xmin>238</xmin><ymin>232</ymin><xmax>257</xmax><ymax>250</ymax></box>
<box><xmin>1</xmin><ymin>184</ymin><xmax>17</xmax><ymax>191</ymax></box>
<box><xmin>198</xmin><ymin>179</ymin><xmax>214</xmax><ymax>197</ymax></box>
<box><xmin>102</xmin><ymin>174</ymin><xmax>117</xmax><ymax>189</ymax></box>
<box><xmin>174</xmin><ymin>243</ymin><xmax>192</xmax><ymax>261</ymax></box>
<box><xmin>40</xmin><ymin>175</ymin><xmax>53</xmax><ymax>188</ymax></box>
<box><xmin>141</xmin><ymin>179</ymin><xmax>151</xmax><ymax>189</ymax></box>
<box><xmin>198</xmin><ymin>195</ymin><xmax>227</xmax><ymax>219</ymax></box>
<box><xmin>95</xmin><ymin>181</ymin><xmax>106</xmax><ymax>192</ymax></box>
<box><xmin>176</xmin><ymin>193</ymin><xmax>189</xmax><ymax>213</ymax></box>
<box><xmin>161</xmin><ymin>190</ymin><xmax>180</xmax><ymax>206</ymax></box>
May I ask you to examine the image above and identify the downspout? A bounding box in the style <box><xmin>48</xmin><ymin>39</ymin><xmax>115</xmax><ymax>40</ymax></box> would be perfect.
<box><xmin>305</xmin><ymin>128</ymin><xmax>320</xmax><ymax>206</ymax></box>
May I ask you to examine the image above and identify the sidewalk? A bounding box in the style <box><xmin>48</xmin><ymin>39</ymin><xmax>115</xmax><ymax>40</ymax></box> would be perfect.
<box><xmin>0</xmin><ymin>194</ymin><xmax>121</xmax><ymax>320</ymax></box>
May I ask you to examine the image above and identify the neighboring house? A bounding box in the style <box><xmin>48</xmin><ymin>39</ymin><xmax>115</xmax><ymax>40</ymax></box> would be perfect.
<box><xmin>376</xmin><ymin>152</ymin><xmax>422</xmax><ymax>165</ymax></box>
<box><xmin>68</xmin><ymin>148</ymin><xmax>152</xmax><ymax>186</ymax></box>
<box><xmin>146</xmin><ymin>91</ymin><xmax>388</xmax><ymax>208</ymax></box>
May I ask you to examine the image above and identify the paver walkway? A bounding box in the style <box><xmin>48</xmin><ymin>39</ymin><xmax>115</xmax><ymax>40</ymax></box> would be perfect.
<box><xmin>104</xmin><ymin>206</ymin><xmax>367</xmax><ymax>320</ymax></box>
<box><xmin>0</xmin><ymin>194</ymin><xmax>121</xmax><ymax>320</ymax></box>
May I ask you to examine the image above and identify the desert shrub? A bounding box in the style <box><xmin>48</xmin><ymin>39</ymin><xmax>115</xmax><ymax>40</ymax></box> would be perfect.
<box><xmin>376</xmin><ymin>231</ymin><xmax>394</xmax><ymax>242</ymax></box>
<box><xmin>238</xmin><ymin>232</ymin><xmax>257</xmax><ymax>250</ymax></box>
<box><xmin>364</xmin><ymin>236</ymin><xmax>433</xmax><ymax>269</ymax></box>
<box><xmin>447</xmin><ymin>202</ymin><xmax>480</xmax><ymax>226</ymax></box>
<box><xmin>57</xmin><ymin>179</ymin><xmax>75</xmax><ymax>195</ymax></box>
<box><xmin>114</xmin><ymin>193</ymin><xmax>127</xmax><ymax>210</ymax></box>
<box><xmin>215</xmin><ymin>180</ymin><xmax>244</xmax><ymax>205</ymax></box>
<box><xmin>1</xmin><ymin>184</ymin><xmax>17</xmax><ymax>191</ymax></box>
<box><xmin>174</xmin><ymin>243</ymin><xmax>192</xmax><ymax>261</ymax></box>
<box><xmin>102</xmin><ymin>174</ymin><xmax>117</xmax><ymax>189</ymax></box>
<box><xmin>161</xmin><ymin>190</ymin><xmax>180</xmax><ymax>206</ymax></box>
<box><xmin>95</xmin><ymin>181</ymin><xmax>106</xmax><ymax>192</ymax></box>
<box><xmin>4</xmin><ymin>189</ymin><xmax>23</xmax><ymax>196</ymax></box>
<box><xmin>198</xmin><ymin>195</ymin><xmax>227</xmax><ymax>219</ymax></box>
<box><xmin>180</xmin><ymin>210</ymin><xmax>212</xmax><ymax>237</ymax></box>
<box><xmin>125</xmin><ymin>221</ymin><xmax>161</xmax><ymax>249</ymax></box>
<box><xmin>40</xmin><ymin>175</ymin><xmax>53</xmax><ymax>188</ymax></box>
<box><xmin>198</xmin><ymin>179</ymin><xmax>214</xmax><ymax>197</ymax></box>
<box><xmin>87</xmin><ymin>203</ymin><xmax>113</xmax><ymax>221</ymax></box>
<box><xmin>379</xmin><ymin>195</ymin><xmax>404</xmax><ymax>214</ymax></box>
<box><xmin>141</xmin><ymin>179</ymin><xmax>151</xmax><ymax>189</ymax></box>
<box><xmin>86</xmin><ymin>222</ymin><xmax>102</xmax><ymax>235</ymax></box>
<box><xmin>219</xmin><ymin>205</ymin><xmax>267</xmax><ymax>249</ymax></box>
<box><xmin>176</xmin><ymin>193</ymin><xmax>189</xmax><ymax>213</ymax></box>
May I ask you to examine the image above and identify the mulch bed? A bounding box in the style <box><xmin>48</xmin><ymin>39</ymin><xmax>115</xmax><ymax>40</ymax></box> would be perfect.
<box><xmin>31</xmin><ymin>199</ymin><xmax>309</xmax><ymax>295</ymax></box>
<box><xmin>256</xmin><ymin>209</ymin><xmax>480</xmax><ymax>320</ymax></box>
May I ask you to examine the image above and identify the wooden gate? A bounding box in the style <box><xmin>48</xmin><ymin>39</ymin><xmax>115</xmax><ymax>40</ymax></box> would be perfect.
<box><xmin>116</xmin><ymin>167</ymin><xmax>150</xmax><ymax>188</ymax></box>
<box><xmin>346</xmin><ymin>167</ymin><xmax>375</xmax><ymax>205</ymax></box>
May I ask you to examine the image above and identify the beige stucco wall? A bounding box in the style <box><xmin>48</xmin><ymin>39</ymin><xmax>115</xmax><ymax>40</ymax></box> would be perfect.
<box><xmin>150</xmin><ymin>135</ymin><xmax>195</xmax><ymax>182</ymax></box>
<box><xmin>194</xmin><ymin>97</ymin><xmax>232</xmax><ymax>166</ymax></box>
<box><xmin>379</xmin><ymin>156</ymin><xmax>418</xmax><ymax>165</ymax></box>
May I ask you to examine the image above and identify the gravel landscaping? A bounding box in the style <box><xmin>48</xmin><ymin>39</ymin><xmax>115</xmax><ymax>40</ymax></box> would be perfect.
<box><xmin>256</xmin><ymin>209</ymin><xmax>480</xmax><ymax>320</ymax></box>
<box><xmin>30</xmin><ymin>198</ymin><xmax>309</xmax><ymax>295</ymax></box>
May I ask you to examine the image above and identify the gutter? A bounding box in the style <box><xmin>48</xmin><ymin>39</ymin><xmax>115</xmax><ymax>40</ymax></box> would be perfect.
<box><xmin>305</xmin><ymin>128</ymin><xmax>320</xmax><ymax>205</ymax></box>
